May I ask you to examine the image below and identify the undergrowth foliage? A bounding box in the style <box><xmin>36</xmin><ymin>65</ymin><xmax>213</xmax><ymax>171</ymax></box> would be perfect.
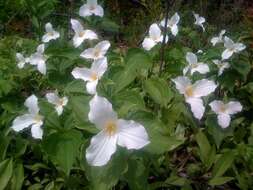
<box><xmin>0</xmin><ymin>0</ymin><xmax>253</xmax><ymax>189</ymax></box>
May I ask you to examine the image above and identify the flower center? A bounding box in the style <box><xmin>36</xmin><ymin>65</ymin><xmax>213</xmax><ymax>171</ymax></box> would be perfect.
<box><xmin>191</xmin><ymin>63</ymin><xmax>198</xmax><ymax>68</ymax></box>
<box><xmin>105</xmin><ymin>121</ymin><xmax>117</xmax><ymax>136</ymax></box>
<box><xmin>89</xmin><ymin>5</ymin><xmax>96</xmax><ymax>11</ymax></box>
<box><xmin>58</xmin><ymin>98</ymin><xmax>65</xmax><ymax>106</ymax></box>
<box><xmin>34</xmin><ymin>114</ymin><xmax>43</xmax><ymax>124</ymax></box>
<box><xmin>185</xmin><ymin>85</ymin><xmax>194</xmax><ymax>97</ymax></box>
<box><xmin>79</xmin><ymin>31</ymin><xmax>86</xmax><ymax>37</ymax></box>
<box><xmin>90</xmin><ymin>72</ymin><xmax>98</xmax><ymax>81</ymax></box>
<box><xmin>94</xmin><ymin>49</ymin><xmax>100</xmax><ymax>58</ymax></box>
<box><xmin>48</xmin><ymin>32</ymin><xmax>54</xmax><ymax>36</ymax></box>
<box><xmin>220</xmin><ymin>105</ymin><xmax>227</xmax><ymax>113</ymax></box>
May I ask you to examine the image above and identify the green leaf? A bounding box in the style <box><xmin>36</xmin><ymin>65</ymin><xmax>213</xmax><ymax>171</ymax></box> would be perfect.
<box><xmin>10</xmin><ymin>163</ymin><xmax>24</xmax><ymax>190</ymax></box>
<box><xmin>144</xmin><ymin>77</ymin><xmax>173</xmax><ymax>107</ymax></box>
<box><xmin>0</xmin><ymin>158</ymin><xmax>13</xmax><ymax>190</ymax></box>
<box><xmin>212</xmin><ymin>151</ymin><xmax>235</xmax><ymax>178</ymax></box>
<box><xmin>0</xmin><ymin>134</ymin><xmax>10</xmax><ymax>161</ymax></box>
<box><xmin>209</xmin><ymin>177</ymin><xmax>234</xmax><ymax>186</ymax></box>
<box><xmin>43</xmin><ymin>130</ymin><xmax>82</xmax><ymax>175</ymax></box>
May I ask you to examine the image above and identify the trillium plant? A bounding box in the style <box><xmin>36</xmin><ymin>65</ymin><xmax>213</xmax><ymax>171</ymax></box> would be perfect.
<box><xmin>8</xmin><ymin>1</ymin><xmax>249</xmax><ymax>189</ymax></box>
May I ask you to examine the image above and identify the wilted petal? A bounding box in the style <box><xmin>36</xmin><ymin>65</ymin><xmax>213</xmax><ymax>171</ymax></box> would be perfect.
<box><xmin>31</xmin><ymin>124</ymin><xmax>43</xmax><ymax>139</ymax></box>
<box><xmin>86</xmin><ymin>80</ymin><xmax>98</xmax><ymax>94</ymax></box>
<box><xmin>172</xmin><ymin>76</ymin><xmax>191</xmax><ymax>94</ymax></box>
<box><xmin>186</xmin><ymin>52</ymin><xmax>198</xmax><ymax>64</ymax></box>
<box><xmin>226</xmin><ymin>101</ymin><xmax>242</xmax><ymax>115</ymax></box>
<box><xmin>217</xmin><ymin>114</ymin><xmax>231</xmax><ymax>128</ymax></box>
<box><xmin>86</xmin><ymin>131</ymin><xmax>117</xmax><ymax>166</ymax></box>
<box><xmin>192</xmin><ymin>79</ymin><xmax>217</xmax><ymax>98</ymax></box>
<box><xmin>117</xmin><ymin>119</ymin><xmax>150</xmax><ymax>149</ymax></box>
<box><xmin>88</xmin><ymin>95</ymin><xmax>118</xmax><ymax>129</ymax></box>
<box><xmin>25</xmin><ymin>95</ymin><xmax>39</xmax><ymax>115</ymax></box>
<box><xmin>186</xmin><ymin>97</ymin><xmax>205</xmax><ymax>120</ymax></box>
<box><xmin>11</xmin><ymin>114</ymin><xmax>35</xmax><ymax>132</ymax></box>
<box><xmin>142</xmin><ymin>37</ymin><xmax>156</xmax><ymax>51</ymax></box>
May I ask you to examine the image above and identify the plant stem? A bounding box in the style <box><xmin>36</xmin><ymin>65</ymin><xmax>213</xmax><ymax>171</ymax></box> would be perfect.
<box><xmin>159</xmin><ymin>0</ymin><xmax>170</xmax><ymax>76</ymax></box>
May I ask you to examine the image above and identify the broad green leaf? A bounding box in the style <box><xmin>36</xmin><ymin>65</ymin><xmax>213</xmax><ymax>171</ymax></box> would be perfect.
<box><xmin>165</xmin><ymin>174</ymin><xmax>189</xmax><ymax>186</ymax></box>
<box><xmin>209</xmin><ymin>177</ymin><xmax>234</xmax><ymax>186</ymax></box>
<box><xmin>0</xmin><ymin>134</ymin><xmax>10</xmax><ymax>161</ymax></box>
<box><xmin>0</xmin><ymin>158</ymin><xmax>13</xmax><ymax>190</ymax></box>
<box><xmin>144</xmin><ymin>77</ymin><xmax>173</xmax><ymax>107</ymax></box>
<box><xmin>10</xmin><ymin>163</ymin><xmax>24</xmax><ymax>190</ymax></box>
<box><xmin>64</xmin><ymin>80</ymin><xmax>86</xmax><ymax>94</ymax></box>
<box><xmin>42</xmin><ymin>130</ymin><xmax>82</xmax><ymax>175</ymax></box>
<box><xmin>212</xmin><ymin>150</ymin><xmax>235</xmax><ymax>178</ymax></box>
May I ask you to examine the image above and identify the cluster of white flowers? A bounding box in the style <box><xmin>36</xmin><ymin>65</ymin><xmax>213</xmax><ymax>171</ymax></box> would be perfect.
<box><xmin>12</xmin><ymin>0</ymin><xmax>150</xmax><ymax>167</ymax></box>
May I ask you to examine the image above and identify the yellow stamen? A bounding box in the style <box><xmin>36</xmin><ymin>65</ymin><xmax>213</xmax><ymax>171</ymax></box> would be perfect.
<box><xmin>185</xmin><ymin>85</ymin><xmax>194</xmax><ymax>97</ymax></box>
<box><xmin>89</xmin><ymin>5</ymin><xmax>96</xmax><ymax>11</ymax></box>
<box><xmin>220</xmin><ymin>105</ymin><xmax>227</xmax><ymax>113</ymax></box>
<box><xmin>34</xmin><ymin>114</ymin><xmax>43</xmax><ymax>123</ymax></box>
<box><xmin>58</xmin><ymin>98</ymin><xmax>65</xmax><ymax>106</ymax></box>
<box><xmin>94</xmin><ymin>49</ymin><xmax>100</xmax><ymax>58</ymax></box>
<box><xmin>90</xmin><ymin>73</ymin><xmax>98</xmax><ymax>81</ymax></box>
<box><xmin>48</xmin><ymin>32</ymin><xmax>54</xmax><ymax>36</ymax></box>
<box><xmin>79</xmin><ymin>31</ymin><xmax>86</xmax><ymax>37</ymax></box>
<box><xmin>191</xmin><ymin>63</ymin><xmax>198</xmax><ymax>68</ymax></box>
<box><xmin>105</xmin><ymin>121</ymin><xmax>117</xmax><ymax>136</ymax></box>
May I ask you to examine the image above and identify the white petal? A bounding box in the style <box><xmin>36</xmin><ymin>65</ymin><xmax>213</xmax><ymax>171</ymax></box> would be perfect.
<box><xmin>25</xmin><ymin>95</ymin><xmax>39</xmax><ymax>114</ymax></box>
<box><xmin>61</xmin><ymin>97</ymin><xmax>68</xmax><ymax>106</ymax></box>
<box><xmin>46</xmin><ymin>92</ymin><xmax>60</xmax><ymax>105</ymax></box>
<box><xmin>183</xmin><ymin>66</ymin><xmax>190</xmax><ymax>75</ymax></box>
<box><xmin>87</xmin><ymin>0</ymin><xmax>97</xmax><ymax>6</ymax></box>
<box><xmin>209</xmin><ymin>100</ymin><xmax>224</xmax><ymax>114</ymax></box>
<box><xmin>170</xmin><ymin>12</ymin><xmax>180</xmax><ymax>25</ymax></box>
<box><xmin>142</xmin><ymin>37</ymin><xmax>156</xmax><ymax>51</ymax></box>
<box><xmin>192</xmin><ymin>79</ymin><xmax>217</xmax><ymax>98</ymax></box>
<box><xmin>191</xmin><ymin>63</ymin><xmax>209</xmax><ymax>75</ymax></box>
<box><xmin>80</xmin><ymin>48</ymin><xmax>95</xmax><ymax>59</ymax></box>
<box><xmin>45</xmin><ymin>23</ymin><xmax>53</xmax><ymax>33</ymax></box>
<box><xmin>71</xmin><ymin>19</ymin><xmax>84</xmax><ymax>33</ymax></box>
<box><xmin>218</xmin><ymin>62</ymin><xmax>230</xmax><ymax>76</ymax></box>
<box><xmin>171</xmin><ymin>25</ymin><xmax>178</xmax><ymax>36</ymax></box>
<box><xmin>92</xmin><ymin>5</ymin><xmax>104</xmax><ymax>17</ymax></box>
<box><xmin>71</xmin><ymin>67</ymin><xmax>93</xmax><ymax>82</ymax></box>
<box><xmin>95</xmin><ymin>40</ymin><xmax>110</xmax><ymax>56</ymax></box>
<box><xmin>84</xmin><ymin>30</ymin><xmax>98</xmax><ymax>40</ymax></box>
<box><xmin>86</xmin><ymin>80</ymin><xmax>98</xmax><ymax>94</ymax></box>
<box><xmin>16</xmin><ymin>53</ymin><xmax>26</xmax><ymax>69</ymax></box>
<box><xmin>36</xmin><ymin>44</ymin><xmax>45</xmax><ymax>54</ymax></box>
<box><xmin>220</xmin><ymin>30</ymin><xmax>226</xmax><ymax>36</ymax></box>
<box><xmin>73</xmin><ymin>35</ymin><xmax>85</xmax><ymax>48</ymax></box>
<box><xmin>117</xmin><ymin>119</ymin><xmax>150</xmax><ymax>150</ymax></box>
<box><xmin>55</xmin><ymin>105</ymin><xmax>63</xmax><ymax>116</ymax></box>
<box><xmin>234</xmin><ymin>43</ymin><xmax>246</xmax><ymax>52</ymax></box>
<box><xmin>222</xmin><ymin>49</ymin><xmax>233</xmax><ymax>60</ymax></box>
<box><xmin>31</xmin><ymin>124</ymin><xmax>43</xmax><ymax>139</ymax></box>
<box><xmin>226</xmin><ymin>101</ymin><xmax>242</xmax><ymax>115</ymax></box>
<box><xmin>212</xmin><ymin>59</ymin><xmax>220</xmax><ymax>65</ymax></box>
<box><xmin>172</xmin><ymin>76</ymin><xmax>191</xmax><ymax>94</ymax></box>
<box><xmin>217</xmin><ymin>114</ymin><xmax>231</xmax><ymax>128</ymax></box>
<box><xmin>211</xmin><ymin>37</ymin><xmax>219</xmax><ymax>46</ymax></box>
<box><xmin>11</xmin><ymin>114</ymin><xmax>35</xmax><ymax>132</ymax></box>
<box><xmin>224</xmin><ymin>36</ymin><xmax>234</xmax><ymax>49</ymax></box>
<box><xmin>37</xmin><ymin>62</ymin><xmax>46</xmax><ymax>75</ymax></box>
<box><xmin>88</xmin><ymin>95</ymin><xmax>118</xmax><ymax>129</ymax></box>
<box><xmin>79</xmin><ymin>4</ymin><xmax>92</xmax><ymax>17</ymax></box>
<box><xmin>86</xmin><ymin>131</ymin><xmax>117</xmax><ymax>166</ymax></box>
<box><xmin>91</xmin><ymin>57</ymin><xmax>108</xmax><ymax>77</ymax></box>
<box><xmin>42</xmin><ymin>34</ymin><xmax>52</xmax><ymax>43</ymax></box>
<box><xmin>186</xmin><ymin>97</ymin><xmax>205</xmax><ymax>120</ymax></box>
<box><xmin>186</xmin><ymin>52</ymin><xmax>198</xmax><ymax>64</ymax></box>
<box><xmin>149</xmin><ymin>23</ymin><xmax>161</xmax><ymax>41</ymax></box>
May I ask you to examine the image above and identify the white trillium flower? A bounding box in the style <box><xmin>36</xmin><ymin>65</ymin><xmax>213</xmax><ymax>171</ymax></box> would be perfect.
<box><xmin>46</xmin><ymin>92</ymin><xmax>68</xmax><ymax>116</ymax></box>
<box><xmin>29</xmin><ymin>44</ymin><xmax>47</xmax><ymax>75</ymax></box>
<box><xmin>193</xmin><ymin>13</ymin><xmax>205</xmax><ymax>31</ymax></box>
<box><xmin>160</xmin><ymin>12</ymin><xmax>180</xmax><ymax>36</ymax></box>
<box><xmin>212</xmin><ymin>59</ymin><xmax>230</xmax><ymax>76</ymax></box>
<box><xmin>209</xmin><ymin>100</ymin><xmax>242</xmax><ymax>128</ymax></box>
<box><xmin>142</xmin><ymin>23</ymin><xmax>168</xmax><ymax>51</ymax></box>
<box><xmin>183</xmin><ymin>52</ymin><xmax>209</xmax><ymax>75</ymax></box>
<box><xmin>11</xmin><ymin>95</ymin><xmax>44</xmax><ymax>139</ymax></box>
<box><xmin>172</xmin><ymin>76</ymin><xmax>217</xmax><ymax>120</ymax></box>
<box><xmin>86</xmin><ymin>95</ymin><xmax>150</xmax><ymax>166</ymax></box>
<box><xmin>222</xmin><ymin>36</ymin><xmax>246</xmax><ymax>60</ymax></box>
<box><xmin>42</xmin><ymin>23</ymin><xmax>60</xmax><ymax>43</ymax></box>
<box><xmin>211</xmin><ymin>30</ymin><xmax>226</xmax><ymax>46</ymax></box>
<box><xmin>80</xmin><ymin>40</ymin><xmax>110</xmax><ymax>60</ymax></box>
<box><xmin>16</xmin><ymin>53</ymin><xmax>30</xmax><ymax>69</ymax></box>
<box><xmin>71</xmin><ymin>57</ymin><xmax>107</xmax><ymax>94</ymax></box>
<box><xmin>71</xmin><ymin>19</ymin><xmax>98</xmax><ymax>48</ymax></box>
<box><xmin>79</xmin><ymin>0</ymin><xmax>104</xmax><ymax>18</ymax></box>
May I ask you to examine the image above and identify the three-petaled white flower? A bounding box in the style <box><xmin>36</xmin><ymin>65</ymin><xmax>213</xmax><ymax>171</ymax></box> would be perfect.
<box><xmin>80</xmin><ymin>40</ymin><xmax>110</xmax><ymax>60</ymax></box>
<box><xmin>172</xmin><ymin>76</ymin><xmax>217</xmax><ymax>120</ymax></box>
<box><xmin>86</xmin><ymin>95</ymin><xmax>150</xmax><ymax>166</ymax></box>
<box><xmin>46</xmin><ymin>92</ymin><xmax>68</xmax><ymax>116</ymax></box>
<box><xmin>211</xmin><ymin>30</ymin><xmax>226</xmax><ymax>46</ymax></box>
<box><xmin>71</xmin><ymin>19</ymin><xmax>98</xmax><ymax>48</ymax></box>
<box><xmin>183</xmin><ymin>52</ymin><xmax>209</xmax><ymax>75</ymax></box>
<box><xmin>29</xmin><ymin>44</ymin><xmax>47</xmax><ymax>75</ymax></box>
<box><xmin>222</xmin><ymin>36</ymin><xmax>246</xmax><ymax>60</ymax></box>
<box><xmin>209</xmin><ymin>100</ymin><xmax>242</xmax><ymax>128</ymax></box>
<box><xmin>79</xmin><ymin>0</ymin><xmax>104</xmax><ymax>18</ymax></box>
<box><xmin>11</xmin><ymin>95</ymin><xmax>44</xmax><ymax>139</ymax></box>
<box><xmin>42</xmin><ymin>23</ymin><xmax>60</xmax><ymax>43</ymax></box>
<box><xmin>71</xmin><ymin>57</ymin><xmax>107</xmax><ymax>94</ymax></box>
<box><xmin>160</xmin><ymin>12</ymin><xmax>180</xmax><ymax>36</ymax></box>
<box><xmin>142</xmin><ymin>23</ymin><xmax>168</xmax><ymax>51</ymax></box>
<box><xmin>193</xmin><ymin>13</ymin><xmax>205</xmax><ymax>31</ymax></box>
<box><xmin>212</xmin><ymin>59</ymin><xmax>230</xmax><ymax>76</ymax></box>
<box><xmin>16</xmin><ymin>53</ymin><xmax>30</xmax><ymax>69</ymax></box>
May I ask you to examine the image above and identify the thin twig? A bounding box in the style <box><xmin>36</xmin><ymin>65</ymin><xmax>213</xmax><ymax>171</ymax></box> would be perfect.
<box><xmin>159</xmin><ymin>0</ymin><xmax>170</xmax><ymax>76</ymax></box>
